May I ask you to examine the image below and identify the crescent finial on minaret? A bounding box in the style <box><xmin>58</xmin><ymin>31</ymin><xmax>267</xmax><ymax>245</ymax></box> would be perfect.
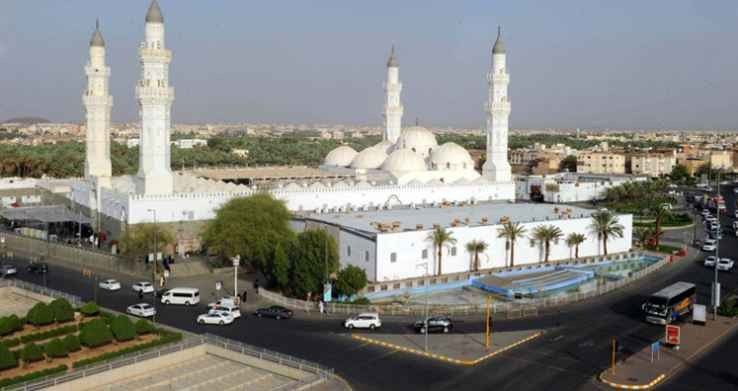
<box><xmin>492</xmin><ymin>25</ymin><xmax>505</xmax><ymax>54</ymax></box>
<box><xmin>387</xmin><ymin>45</ymin><xmax>398</xmax><ymax>68</ymax></box>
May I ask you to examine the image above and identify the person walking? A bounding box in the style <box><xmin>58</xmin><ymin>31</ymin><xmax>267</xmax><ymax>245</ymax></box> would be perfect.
<box><xmin>241</xmin><ymin>289</ymin><xmax>248</xmax><ymax>303</ymax></box>
<box><xmin>319</xmin><ymin>300</ymin><xmax>325</xmax><ymax>316</ymax></box>
<box><xmin>138</xmin><ymin>289</ymin><xmax>144</xmax><ymax>300</ymax></box>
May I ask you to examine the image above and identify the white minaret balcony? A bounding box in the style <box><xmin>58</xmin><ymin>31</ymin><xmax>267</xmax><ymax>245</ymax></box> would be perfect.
<box><xmin>138</xmin><ymin>47</ymin><xmax>172</xmax><ymax>62</ymax></box>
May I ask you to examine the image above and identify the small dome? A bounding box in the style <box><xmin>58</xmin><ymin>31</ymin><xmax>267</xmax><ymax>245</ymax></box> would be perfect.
<box><xmin>373</xmin><ymin>140</ymin><xmax>394</xmax><ymax>154</ymax></box>
<box><xmin>394</xmin><ymin>126</ymin><xmax>438</xmax><ymax>158</ymax></box>
<box><xmin>381</xmin><ymin>149</ymin><xmax>427</xmax><ymax>174</ymax></box>
<box><xmin>324</xmin><ymin>146</ymin><xmax>358</xmax><ymax>167</ymax></box>
<box><xmin>351</xmin><ymin>147</ymin><xmax>388</xmax><ymax>169</ymax></box>
<box><xmin>430</xmin><ymin>142</ymin><xmax>474</xmax><ymax>171</ymax></box>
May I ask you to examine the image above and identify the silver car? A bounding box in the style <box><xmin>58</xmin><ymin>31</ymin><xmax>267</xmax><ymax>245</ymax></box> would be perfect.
<box><xmin>0</xmin><ymin>264</ymin><xmax>17</xmax><ymax>276</ymax></box>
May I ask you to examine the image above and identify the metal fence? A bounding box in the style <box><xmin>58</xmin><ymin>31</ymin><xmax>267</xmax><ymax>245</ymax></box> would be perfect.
<box><xmin>0</xmin><ymin>278</ymin><xmax>83</xmax><ymax>308</ymax></box>
<box><xmin>3</xmin><ymin>334</ymin><xmax>335</xmax><ymax>391</ymax></box>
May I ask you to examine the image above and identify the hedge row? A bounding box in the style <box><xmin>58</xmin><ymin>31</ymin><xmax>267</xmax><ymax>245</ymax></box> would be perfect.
<box><xmin>72</xmin><ymin>330</ymin><xmax>183</xmax><ymax>368</ymax></box>
<box><xmin>0</xmin><ymin>364</ymin><xmax>68</xmax><ymax>388</ymax></box>
<box><xmin>1</xmin><ymin>337</ymin><xmax>20</xmax><ymax>349</ymax></box>
<box><xmin>20</xmin><ymin>324</ymin><xmax>78</xmax><ymax>344</ymax></box>
<box><xmin>79</xmin><ymin>302</ymin><xmax>99</xmax><ymax>317</ymax></box>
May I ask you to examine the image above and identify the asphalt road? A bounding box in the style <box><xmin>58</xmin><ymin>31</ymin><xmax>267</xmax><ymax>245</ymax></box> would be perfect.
<box><xmin>4</xmin><ymin>189</ymin><xmax>738</xmax><ymax>390</ymax></box>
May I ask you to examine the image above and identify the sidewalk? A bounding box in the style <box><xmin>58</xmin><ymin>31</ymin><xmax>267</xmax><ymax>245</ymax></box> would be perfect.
<box><xmin>599</xmin><ymin>315</ymin><xmax>738</xmax><ymax>389</ymax></box>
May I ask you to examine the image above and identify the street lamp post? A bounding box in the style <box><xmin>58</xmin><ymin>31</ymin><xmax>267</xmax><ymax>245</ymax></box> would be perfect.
<box><xmin>232</xmin><ymin>255</ymin><xmax>240</xmax><ymax>298</ymax></box>
<box><xmin>416</xmin><ymin>263</ymin><xmax>430</xmax><ymax>352</ymax></box>
<box><xmin>147</xmin><ymin>209</ymin><xmax>158</xmax><ymax>327</ymax></box>
<box><xmin>712</xmin><ymin>174</ymin><xmax>721</xmax><ymax>320</ymax></box>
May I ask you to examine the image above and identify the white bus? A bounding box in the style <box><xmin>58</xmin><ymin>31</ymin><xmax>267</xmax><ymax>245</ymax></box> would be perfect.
<box><xmin>642</xmin><ymin>282</ymin><xmax>696</xmax><ymax>325</ymax></box>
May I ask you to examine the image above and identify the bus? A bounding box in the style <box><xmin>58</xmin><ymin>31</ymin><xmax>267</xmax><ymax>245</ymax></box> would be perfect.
<box><xmin>642</xmin><ymin>282</ymin><xmax>697</xmax><ymax>325</ymax></box>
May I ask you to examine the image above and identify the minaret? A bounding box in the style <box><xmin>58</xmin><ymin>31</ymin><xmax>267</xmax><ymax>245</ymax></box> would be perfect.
<box><xmin>383</xmin><ymin>45</ymin><xmax>403</xmax><ymax>144</ymax></box>
<box><xmin>135</xmin><ymin>0</ymin><xmax>175</xmax><ymax>195</ymax></box>
<box><xmin>83</xmin><ymin>20</ymin><xmax>113</xmax><ymax>188</ymax></box>
<box><xmin>482</xmin><ymin>27</ymin><xmax>512</xmax><ymax>182</ymax></box>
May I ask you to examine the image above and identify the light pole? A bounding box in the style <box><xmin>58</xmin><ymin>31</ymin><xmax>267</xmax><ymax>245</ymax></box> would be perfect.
<box><xmin>232</xmin><ymin>255</ymin><xmax>240</xmax><ymax>299</ymax></box>
<box><xmin>712</xmin><ymin>173</ymin><xmax>721</xmax><ymax>320</ymax></box>
<box><xmin>147</xmin><ymin>209</ymin><xmax>158</xmax><ymax>327</ymax></box>
<box><xmin>416</xmin><ymin>263</ymin><xmax>430</xmax><ymax>352</ymax></box>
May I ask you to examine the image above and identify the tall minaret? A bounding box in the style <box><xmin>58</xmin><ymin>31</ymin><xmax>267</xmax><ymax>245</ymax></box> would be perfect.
<box><xmin>482</xmin><ymin>27</ymin><xmax>512</xmax><ymax>182</ymax></box>
<box><xmin>135</xmin><ymin>0</ymin><xmax>175</xmax><ymax>195</ymax></box>
<box><xmin>83</xmin><ymin>20</ymin><xmax>113</xmax><ymax>188</ymax></box>
<box><xmin>383</xmin><ymin>45</ymin><xmax>403</xmax><ymax>144</ymax></box>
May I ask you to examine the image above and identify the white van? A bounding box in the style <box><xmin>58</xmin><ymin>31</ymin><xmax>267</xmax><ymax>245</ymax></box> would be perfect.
<box><xmin>160</xmin><ymin>287</ymin><xmax>200</xmax><ymax>306</ymax></box>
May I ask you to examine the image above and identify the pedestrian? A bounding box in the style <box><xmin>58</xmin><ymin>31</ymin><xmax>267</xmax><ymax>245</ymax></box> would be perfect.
<box><xmin>242</xmin><ymin>289</ymin><xmax>248</xmax><ymax>303</ymax></box>
<box><xmin>319</xmin><ymin>300</ymin><xmax>325</xmax><ymax>316</ymax></box>
<box><xmin>254</xmin><ymin>281</ymin><xmax>259</xmax><ymax>296</ymax></box>
<box><xmin>138</xmin><ymin>289</ymin><xmax>143</xmax><ymax>300</ymax></box>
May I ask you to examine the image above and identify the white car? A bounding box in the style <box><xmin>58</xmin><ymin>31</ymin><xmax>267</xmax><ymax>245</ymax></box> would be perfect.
<box><xmin>211</xmin><ymin>304</ymin><xmax>241</xmax><ymax>319</ymax></box>
<box><xmin>99</xmin><ymin>279</ymin><xmax>121</xmax><ymax>291</ymax></box>
<box><xmin>702</xmin><ymin>242</ymin><xmax>717</xmax><ymax>252</ymax></box>
<box><xmin>126</xmin><ymin>303</ymin><xmax>156</xmax><ymax>318</ymax></box>
<box><xmin>197</xmin><ymin>311</ymin><xmax>234</xmax><ymax>325</ymax></box>
<box><xmin>344</xmin><ymin>313</ymin><xmax>382</xmax><ymax>330</ymax></box>
<box><xmin>704</xmin><ymin>256</ymin><xmax>718</xmax><ymax>267</ymax></box>
<box><xmin>734</xmin><ymin>188</ymin><xmax>738</xmax><ymax>194</ymax></box>
<box><xmin>0</xmin><ymin>264</ymin><xmax>17</xmax><ymax>276</ymax></box>
<box><xmin>132</xmin><ymin>281</ymin><xmax>154</xmax><ymax>294</ymax></box>
<box><xmin>717</xmin><ymin>258</ymin><xmax>735</xmax><ymax>271</ymax></box>
<box><xmin>208</xmin><ymin>296</ymin><xmax>237</xmax><ymax>309</ymax></box>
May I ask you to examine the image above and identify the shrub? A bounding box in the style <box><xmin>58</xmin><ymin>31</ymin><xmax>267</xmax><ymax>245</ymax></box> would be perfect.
<box><xmin>73</xmin><ymin>330</ymin><xmax>183</xmax><ymax>368</ymax></box>
<box><xmin>79</xmin><ymin>319</ymin><xmax>112</xmax><ymax>348</ymax></box>
<box><xmin>135</xmin><ymin>319</ymin><xmax>155</xmax><ymax>335</ymax></box>
<box><xmin>1</xmin><ymin>338</ymin><xmax>20</xmax><ymax>349</ymax></box>
<box><xmin>79</xmin><ymin>302</ymin><xmax>99</xmax><ymax>317</ymax></box>
<box><xmin>0</xmin><ymin>343</ymin><xmax>17</xmax><ymax>370</ymax></box>
<box><xmin>0</xmin><ymin>365</ymin><xmax>67</xmax><ymax>388</ymax></box>
<box><xmin>63</xmin><ymin>334</ymin><xmax>81</xmax><ymax>352</ymax></box>
<box><xmin>110</xmin><ymin>316</ymin><xmax>136</xmax><ymax>342</ymax></box>
<box><xmin>0</xmin><ymin>315</ymin><xmax>22</xmax><ymax>336</ymax></box>
<box><xmin>100</xmin><ymin>311</ymin><xmax>115</xmax><ymax>325</ymax></box>
<box><xmin>44</xmin><ymin>338</ymin><xmax>68</xmax><ymax>359</ymax></box>
<box><xmin>20</xmin><ymin>343</ymin><xmax>44</xmax><ymax>363</ymax></box>
<box><xmin>49</xmin><ymin>299</ymin><xmax>75</xmax><ymax>323</ymax></box>
<box><xmin>26</xmin><ymin>303</ymin><xmax>55</xmax><ymax>327</ymax></box>
<box><xmin>20</xmin><ymin>324</ymin><xmax>78</xmax><ymax>344</ymax></box>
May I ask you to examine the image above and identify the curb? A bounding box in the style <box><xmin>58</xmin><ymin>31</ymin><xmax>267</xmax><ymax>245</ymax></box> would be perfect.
<box><xmin>598</xmin><ymin>372</ymin><xmax>665</xmax><ymax>390</ymax></box>
<box><xmin>351</xmin><ymin>331</ymin><xmax>543</xmax><ymax>366</ymax></box>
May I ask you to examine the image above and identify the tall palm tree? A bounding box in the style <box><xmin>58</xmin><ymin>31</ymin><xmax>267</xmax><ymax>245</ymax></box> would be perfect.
<box><xmin>426</xmin><ymin>227</ymin><xmax>457</xmax><ymax>276</ymax></box>
<box><xmin>497</xmin><ymin>222</ymin><xmax>527</xmax><ymax>267</ymax></box>
<box><xmin>650</xmin><ymin>204</ymin><xmax>671</xmax><ymax>249</ymax></box>
<box><xmin>531</xmin><ymin>225</ymin><xmax>564</xmax><ymax>263</ymax></box>
<box><xmin>465</xmin><ymin>240</ymin><xmax>488</xmax><ymax>272</ymax></box>
<box><xmin>565</xmin><ymin>232</ymin><xmax>586</xmax><ymax>259</ymax></box>
<box><xmin>589</xmin><ymin>210</ymin><xmax>625</xmax><ymax>255</ymax></box>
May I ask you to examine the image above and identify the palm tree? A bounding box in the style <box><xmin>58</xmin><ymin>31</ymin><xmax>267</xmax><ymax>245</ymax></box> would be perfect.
<box><xmin>426</xmin><ymin>227</ymin><xmax>457</xmax><ymax>276</ymax></box>
<box><xmin>633</xmin><ymin>227</ymin><xmax>653</xmax><ymax>249</ymax></box>
<box><xmin>565</xmin><ymin>232</ymin><xmax>586</xmax><ymax>259</ymax></box>
<box><xmin>650</xmin><ymin>204</ymin><xmax>671</xmax><ymax>249</ymax></box>
<box><xmin>531</xmin><ymin>225</ymin><xmax>564</xmax><ymax>263</ymax></box>
<box><xmin>497</xmin><ymin>222</ymin><xmax>527</xmax><ymax>267</ymax></box>
<box><xmin>589</xmin><ymin>210</ymin><xmax>625</xmax><ymax>255</ymax></box>
<box><xmin>465</xmin><ymin>240</ymin><xmax>488</xmax><ymax>272</ymax></box>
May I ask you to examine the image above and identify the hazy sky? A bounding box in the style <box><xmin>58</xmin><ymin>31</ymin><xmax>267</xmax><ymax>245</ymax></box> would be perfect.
<box><xmin>2</xmin><ymin>1</ymin><xmax>738</xmax><ymax>130</ymax></box>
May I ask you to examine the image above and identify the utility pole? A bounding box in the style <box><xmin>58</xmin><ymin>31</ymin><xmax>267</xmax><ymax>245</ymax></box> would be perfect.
<box><xmin>485</xmin><ymin>295</ymin><xmax>492</xmax><ymax>349</ymax></box>
<box><xmin>712</xmin><ymin>172</ymin><xmax>721</xmax><ymax>320</ymax></box>
<box><xmin>416</xmin><ymin>263</ymin><xmax>430</xmax><ymax>352</ymax></box>
<box><xmin>611</xmin><ymin>337</ymin><xmax>617</xmax><ymax>374</ymax></box>
<box><xmin>147</xmin><ymin>209</ymin><xmax>158</xmax><ymax>328</ymax></box>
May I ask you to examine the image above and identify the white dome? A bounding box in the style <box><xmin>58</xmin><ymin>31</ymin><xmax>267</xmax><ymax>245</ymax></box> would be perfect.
<box><xmin>373</xmin><ymin>140</ymin><xmax>394</xmax><ymax>154</ymax></box>
<box><xmin>351</xmin><ymin>147</ymin><xmax>388</xmax><ymax>169</ymax></box>
<box><xmin>394</xmin><ymin>126</ymin><xmax>438</xmax><ymax>158</ymax></box>
<box><xmin>381</xmin><ymin>149</ymin><xmax>428</xmax><ymax>174</ymax></box>
<box><xmin>324</xmin><ymin>145</ymin><xmax>358</xmax><ymax>167</ymax></box>
<box><xmin>430</xmin><ymin>142</ymin><xmax>474</xmax><ymax>171</ymax></box>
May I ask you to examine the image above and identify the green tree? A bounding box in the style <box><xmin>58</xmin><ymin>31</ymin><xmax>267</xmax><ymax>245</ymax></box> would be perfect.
<box><xmin>0</xmin><ymin>343</ymin><xmax>17</xmax><ymax>370</ymax></box>
<box><xmin>110</xmin><ymin>315</ymin><xmax>136</xmax><ymax>342</ymax></box>
<box><xmin>49</xmin><ymin>299</ymin><xmax>74</xmax><ymax>323</ymax></box>
<box><xmin>202</xmin><ymin>193</ymin><xmax>294</xmax><ymax>272</ymax></box>
<box><xmin>531</xmin><ymin>225</ymin><xmax>564</xmax><ymax>263</ymax></box>
<box><xmin>335</xmin><ymin>265</ymin><xmax>368</xmax><ymax>297</ymax></box>
<box><xmin>426</xmin><ymin>227</ymin><xmax>457</xmax><ymax>276</ymax></box>
<box><xmin>79</xmin><ymin>319</ymin><xmax>113</xmax><ymax>348</ymax></box>
<box><xmin>465</xmin><ymin>240</ymin><xmax>488</xmax><ymax>272</ymax></box>
<box><xmin>79</xmin><ymin>302</ymin><xmax>99</xmax><ymax>317</ymax></box>
<box><xmin>135</xmin><ymin>319</ymin><xmax>155</xmax><ymax>335</ymax></box>
<box><xmin>669</xmin><ymin>164</ymin><xmax>690</xmax><ymax>183</ymax></box>
<box><xmin>20</xmin><ymin>342</ymin><xmax>44</xmax><ymax>363</ymax></box>
<box><xmin>648</xmin><ymin>204</ymin><xmax>671</xmax><ymax>249</ymax></box>
<box><xmin>271</xmin><ymin>243</ymin><xmax>290</xmax><ymax>289</ymax></box>
<box><xmin>589</xmin><ymin>210</ymin><xmax>625</xmax><ymax>255</ymax></box>
<box><xmin>26</xmin><ymin>303</ymin><xmax>54</xmax><ymax>327</ymax></box>
<box><xmin>565</xmin><ymin>232</ymin><xmax>586</xmax><ymax>259</ymax></box>
<box><xmin>289</xmin><ymin>230</ymin><xmax>339</xmax><ymax>299</ymax></box>
<box><xmin>0</xmin><ymin>315</ymin><xmax>21</xmax><ymax>336</ymax></box>
<box><xmin>497</xmin><ymin>222</ymin><xmax>527</xmax><ymax>267</ymax></box>
<box><xmin>63</xmin><ymin>335</ymin><xmax>81</xmax><ymax>352</ymax></box>
<box><xmin>119</xmin><ymin>223</ymin><xmax>175</xmax><ymax>260</ymax></box>
<box><xmin>633</xmin><ymin>227</ymin><xmax>653</xmax><ymax>249</ymax></box>
<box><xmin>44</xmin><ymin>338</ymin><xmax>68</xmax><ymax>359</ymax></box>
<box><xmin>559</xmin><ymin>155</ymin><xmax>578</xmax><ymax>173</ymax></box>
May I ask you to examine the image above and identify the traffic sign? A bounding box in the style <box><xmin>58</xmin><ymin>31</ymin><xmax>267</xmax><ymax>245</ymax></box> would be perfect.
<box><xmin>665</xmin><ymin>325</ymin><xmax>680</xmax><ymax>346</ymax></box>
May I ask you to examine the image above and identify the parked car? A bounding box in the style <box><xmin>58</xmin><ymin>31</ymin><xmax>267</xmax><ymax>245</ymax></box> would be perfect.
<box><xmin>0</xmin><ymin>264</ymin><xmax>17</xmax><ymax>276</ymax></box>
<box><xmin>344</xmin><ymin>313</ymin><xmax>382</xmax><ymax>330</ymax></box>
<box><xmin>413</xmin><ymin>316</ymin><xmax>453</xmax><ymax>334</ymax></box>
<box><xmin>98</xmin><ymin>279</ymin><xmax>121</xmax><ymax>291</ymax></box>
<box><xmin>702</xmin><ymin>242</ymin><xmax>717</xmax><ymax>252</ymax></box>
<box><xmin>208</xmin><ymin>296</ymin><xmax>237</xmax><ymax>309</ymax></box>
<box><xmin>132</xmin><ymin>281</ymin><xmax>154</xmax><ymax>294</ymax></box>
<box><xmin>704</xmin><ymin>256</ymin><xmax>718</xmax><ymax>267</ymax></box>
<box><xmin>26</xmin><ymin>263</ymin><xmax>48</xmax><ymax>274</ymax></box>
<box><xmin>197</xmin><ymin>311</ymin><xmax>234</xmax><ymax>325</ymax></box>
<box><xmin>126</xmin><ymin>303</ymin><xmax>156</xmax><ymax>318</ymax></box>
<box><xmin>717</xmin><ymin>258</ymin><xmax>735</xmax><ymax>271</ymax></box>
<box><xmin>211</xmin><ymin>303</ymin><xmax>241</xmax><ymax>319</ymax></box>
<box><xmin>254</xmin><ymin>305</ymin><xmax>293</xmax><ymax>320</ymax></box>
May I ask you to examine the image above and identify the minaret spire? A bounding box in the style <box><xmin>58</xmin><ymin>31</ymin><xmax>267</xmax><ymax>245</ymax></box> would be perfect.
<box><xmin>383</xmin><ymin>45</ymin><xmax>403</xmax><ymax>144</ymax></box>
<box><xmin>83</xmin><ymin>20</ymin><xmax>113</xmax><ymax>187</ymax></box>
<box><xmin>482</xmin><ymin>26</ymin><xmax>512</xmax><ymax>182</ymax></box>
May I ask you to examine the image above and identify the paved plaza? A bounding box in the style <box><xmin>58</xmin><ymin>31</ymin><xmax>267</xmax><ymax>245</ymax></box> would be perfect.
<box><xmin>0</xmin><ymin>286</ymin><xmax>51</xmax><ymax>317</ymax></box>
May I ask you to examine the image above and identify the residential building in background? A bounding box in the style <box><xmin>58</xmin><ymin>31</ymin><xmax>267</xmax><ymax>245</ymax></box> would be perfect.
<box><xmin>630</xmin><ymin>151</ymin><xmax>676</xmax><ymax>177</ymax></box>
<box><xmin>577</xmin><ymin>151</ymin><xmax>626</xmax><ymax>174</ymax></box>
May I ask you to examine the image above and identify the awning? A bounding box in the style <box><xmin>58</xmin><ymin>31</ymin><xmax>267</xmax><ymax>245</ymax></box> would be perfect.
<box><xmin>0</xmin><ymin>205</ymin><xmax>92</xmax><ymax>224</ymax></box>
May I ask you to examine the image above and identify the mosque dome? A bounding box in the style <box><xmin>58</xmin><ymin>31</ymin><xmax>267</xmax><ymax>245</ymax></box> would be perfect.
<box><xmin>394</xmin><ymin>126</ymin><xmax>438</xmax><ymax>158</ymax></box>
<box><xmin>430</xmin><ymin>142</ymin><xmax>474</xmax><ymax>171</ymax></box>
<box><xmin>351</xmin><ymin>147</ymin><xmax>388</xmax><ymax>169</ymax></box>
<box><xmin>373</xmin><ymin>140</ymin><xmax>394</xmax><ymax>154</ymax></box>
<box><xmin>324</xmin><ymin>145</ymin><xmax>358</xmax><ymax>167</ymax></box>
<box><xmin>381</xmin><ymin>149</ymin><xmax>428</xmax><ymax>174</ymax></box>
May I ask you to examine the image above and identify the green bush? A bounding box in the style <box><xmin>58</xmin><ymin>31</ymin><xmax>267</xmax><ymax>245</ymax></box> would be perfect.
<box><xmin>79</xmin><ymin>319</ymin><xmax>112</xmax><ymax>348</ymax></box>
<box><xmin>26</xmin><ymin>303</ymin><xmax>55</xmax><ymax>327</ymax></box>
<box><xmin>79</xmin><ymin>302</ymin><xmax>100</xmax><ymax>317</ymax></box>
<box><xmin>0</xmin><ymin>343</ymin><xmax>18</xmax><ymax>370</ymax></box>
<box><xmin>0</xmin><ymin>315</ymin><xmax>22</xmax><ymax>336</ymax></box>
<box><xmin>110</xmin><ymin>316</ymin><xmax>136</xmax><ymax>342</ymax></box>
<box><xmin>73</xmin><ymin>330</ymin><xmax>182</xmax><ymax>368</ymax></box>
<box><xmin>49</xmin><ymin>299</ymin><xmax>75</xmax><ymax>323</ymax></box>
<box><xmin>135</xmin><ymin>319</ymin><xmax>155</xmax><ymax>335</ymax></box>
<box><xmin>44</xmin><ymin>338</ymin><xmax>68</xmax><ymax>359</ymax></box>
<box><xmin>20</xmin><ymin>342</ymin><xmax>44</xmax><ymax>363</ymax></box>
<box><xmin>63</xmin><ymin>334</ymin><xmax>81</xmax><ymax>353</ymax></box>
<box><xmin>20</xmin><ymin>324</ymin><xmax>78</xmax><ymax>344</ymax></box>
<box><xmin>0</xmin><ymin>365</ymin><xmax>67</xmax><ymax>388</ymax></box>
<box><xmin>1</xmin><ymin>338</ymin><xmax>20</xmax><ymax>349</ymax></box>
<box><xmin>100</xmin><ymin>311</ymin><xmax>115</xmax><ymax>325</ymax></box>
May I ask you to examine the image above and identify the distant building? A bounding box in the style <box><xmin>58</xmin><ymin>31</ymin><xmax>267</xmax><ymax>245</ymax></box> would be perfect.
<box><xmin>126</xmin><ymin>138</ymin><xmax>140</xmax><ymax>148</ymax></box>
<box><xmin>630</xmin><ymin>151</ymin><xmax>676</xmax><ymax>177</ymax></box>
<box><xmin>577</xmin><ymin>152</ymin><xmax>626</xmax><ymax>174</ymax></box>
<box><xmin>516</xmin><ymin>173</ymin><xmax>646</xmax><ymax>203</ymax></box>
<box><xmin>172</xmin><ymin>139</ymin><xmax>207</xmax><ymax>149</ymax></box>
